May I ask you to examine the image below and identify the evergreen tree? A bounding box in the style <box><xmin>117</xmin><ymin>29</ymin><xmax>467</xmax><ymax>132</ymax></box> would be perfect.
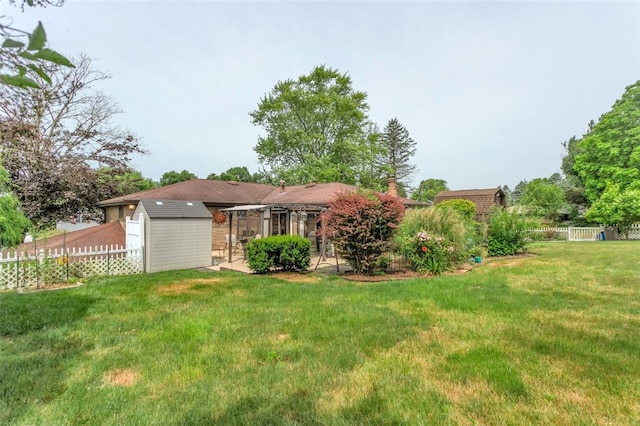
<box><xmin>377</xmin><ymin>118</ymin><xmax>418</xmax><ymax>194</ymax></box>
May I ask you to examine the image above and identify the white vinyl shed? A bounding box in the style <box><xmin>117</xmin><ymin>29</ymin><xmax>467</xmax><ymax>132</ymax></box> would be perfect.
<box><xmin>133</xmin><ymin>200</ymin><xmax>213</xmax><ymax>273</ymax></box>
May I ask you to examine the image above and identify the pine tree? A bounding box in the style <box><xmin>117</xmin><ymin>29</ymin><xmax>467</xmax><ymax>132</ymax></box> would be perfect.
<box><xmin>377</xmin><ymin>118</ymin><xmax>418</xmax><ymax>195</ymax></box>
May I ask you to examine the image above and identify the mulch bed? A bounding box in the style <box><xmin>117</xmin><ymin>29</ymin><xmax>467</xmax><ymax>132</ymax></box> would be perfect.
<box><xmin>340</xmin><ymin>263</ymin><xmax>477</xmax><ymax>282</ymax></box>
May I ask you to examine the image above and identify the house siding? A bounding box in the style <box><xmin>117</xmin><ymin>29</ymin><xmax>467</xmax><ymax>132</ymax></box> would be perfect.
<box><xmin>105</xmin><ymin>206</ymin><xmax>120</xmax><ymax>223</ymax></box>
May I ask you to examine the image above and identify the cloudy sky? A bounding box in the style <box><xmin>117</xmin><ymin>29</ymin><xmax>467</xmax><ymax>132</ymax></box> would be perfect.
<box><xmin>4</xmin><ymin>0</ymin><xmax>639</xmax><ymax>191</ymax></box>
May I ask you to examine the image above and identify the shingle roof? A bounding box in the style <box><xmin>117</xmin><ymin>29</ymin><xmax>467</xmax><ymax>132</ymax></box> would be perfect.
<box><xmin>100</xmin><ymin>179</ymin><xmax>427</xmax><ymax>209</ymax></box>
<box><xmin>434</xmin><ymin>188</ymin><xmax>506</xmax><ymax>216</ymax></box>
<box><xmin>98</xmin><ymin>179</ymin><xmax>275</xmax><ymax>207</ymax></box>
<box><xmin>16</xmin><ymin>221</ymin><xmax>125</xmax><ymax>255</ymax></box>
<box><xmin>261</xmin><ymin>182</ymin><xmax>357</xmax><ymax>205</ymax></box>
<box><xmin>139</xmin><ymin>200</ymin><xmax>212</xmax><ymax>219</ymax></box>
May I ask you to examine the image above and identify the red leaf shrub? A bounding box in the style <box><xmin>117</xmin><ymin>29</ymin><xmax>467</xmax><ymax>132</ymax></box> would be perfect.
<box><xmin>320</xmin><ymin>191</ymin><xmax>405</xmax><ymax>275</ymax></box>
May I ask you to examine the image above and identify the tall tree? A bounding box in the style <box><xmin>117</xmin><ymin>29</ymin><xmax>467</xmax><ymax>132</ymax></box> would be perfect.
<box><xmin>1</xmin><ymin>0</ymin><xmax>73</xmax><ymax>89</ymax></box>
<box><xmin>412</xmin><ymin>178</ymin><xmax>448</xmax><ymax>202</ymax></box>
<box><xmin>511</xmin><ymin>180</ymin><xmax>528</xmax><ymax>205</ymax></box>
<box><xmin>573</xmin><ymin>81</ymin><xmax>640</xmax><ymax>203</ymax></box>
<box><xmin>377</xmin><ymin>118</ymin><xmax>418</xmax><ymax>194</ymax></box>
<box><xmin>356</xmin><ymin>122</ymin><xmax>388</xmax><ymax>191</ymax></box>
<box><xmin>0</xmin><ymin>55</ymin><xmax>145</xmax><ymax>225</ymax></box>
<box><xmin>250</xmin><ymin>65</ymin><xmax>370</xmax><ymax>185</ymax></box>
<box><xmin>158</xmin><ymin>170</ymin><xmax>198</xmax><ymax>187</ymax></box>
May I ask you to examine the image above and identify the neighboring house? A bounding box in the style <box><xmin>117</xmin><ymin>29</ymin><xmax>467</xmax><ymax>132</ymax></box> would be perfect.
<box><xmin>434</xmin><ymin>188</ymin><xmax>507</xmax><ymax>220</ymax></box>
<box><xmin>133</xmin><ymin>200</ymin><xmax>212</xmax><ymax>273</ymax></box>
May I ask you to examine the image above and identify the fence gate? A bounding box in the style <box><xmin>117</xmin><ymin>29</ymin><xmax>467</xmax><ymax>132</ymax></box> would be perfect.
<box><xmin>126</xmin><ymin>213</ymin><xmax>144</xmax><ymax>250</ymax></box>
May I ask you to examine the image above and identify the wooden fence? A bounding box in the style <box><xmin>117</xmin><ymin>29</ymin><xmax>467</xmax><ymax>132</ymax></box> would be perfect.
<box><xmin>0</xmin><ymin>245</ymin><xmax>144</xmax><ymax>291</ymax></box>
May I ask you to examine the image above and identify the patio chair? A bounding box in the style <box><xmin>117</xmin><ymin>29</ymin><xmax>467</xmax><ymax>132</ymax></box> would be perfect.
<box><xmin>239</xmin><ymin>238</ymin><xmax>249</xmax><ymax>262</ymax></box>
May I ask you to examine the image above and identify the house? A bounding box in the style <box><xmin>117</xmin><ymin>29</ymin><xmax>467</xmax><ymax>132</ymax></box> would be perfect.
<box><xmin>433</xmin><ymin>188</ymin><xmax>507</xmax><ymax>220</ymax></box>
<box><xmin>99</xmin><ymin>179</ymin><xmax>424</xmax><ymax>259</ymax></box>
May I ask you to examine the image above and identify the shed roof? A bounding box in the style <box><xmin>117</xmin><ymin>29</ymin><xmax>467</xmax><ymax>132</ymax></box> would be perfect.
<box><xmin>139</xmin><ymin>200</ymin><xmax>213</xmax><ymax>219</ymax></box>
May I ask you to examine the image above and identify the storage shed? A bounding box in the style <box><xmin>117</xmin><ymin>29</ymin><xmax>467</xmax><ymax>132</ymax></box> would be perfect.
<box><xmin>133</xmin><ymin>200</ymin><xmax>213</xmax><ymax>273</ymax></box>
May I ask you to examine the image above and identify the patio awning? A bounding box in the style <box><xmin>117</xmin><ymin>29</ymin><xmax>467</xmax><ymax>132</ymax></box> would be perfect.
<box><xmin>220</xmin><ymin>204</ymin><xmax>269</xmax><ymax>212</ymax></box>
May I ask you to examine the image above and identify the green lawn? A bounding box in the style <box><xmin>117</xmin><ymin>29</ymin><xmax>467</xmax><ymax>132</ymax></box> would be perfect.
<box><xmin>1</xmin><ymin>242</ymin><xmax>639</xmax><ymax>425</ymax></box>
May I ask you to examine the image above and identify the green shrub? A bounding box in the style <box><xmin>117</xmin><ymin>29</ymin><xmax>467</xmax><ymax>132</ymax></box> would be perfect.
<box><xmin>247</xmin><ymin>235</ymin><xmax>311</xmax><ymax>274</ymax></box>
<box><xmin>487</xmin><ymin>207</ymin><xmax>537</xmax><ymax>256</ymax></box>
<box><xmin>395</xmin><ymin>207</ymin><xmax>473</xmax><ymax>273</ymax></box>
<box><xmin>435</xmin><ymin>199</ymin><xmax>476</xmax><ymax>221</ymax></box>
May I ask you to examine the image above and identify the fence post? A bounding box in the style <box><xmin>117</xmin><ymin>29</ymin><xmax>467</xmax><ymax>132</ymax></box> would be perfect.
<box><xmin>15</xmin><ymin>251</ymin><xmax>19</xmax><ymax>292</ymax></box>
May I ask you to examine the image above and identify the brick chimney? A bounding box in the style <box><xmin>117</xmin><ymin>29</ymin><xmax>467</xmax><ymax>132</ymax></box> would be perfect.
<box><xmin>388</xmin><ymin>176</ymin><xmax>398</xmax><ymax>197</ymax></box>
<box><xmin>279</xmin><ymin>179</ymin><xmax>286</xmax><ymax>192</ymax></box>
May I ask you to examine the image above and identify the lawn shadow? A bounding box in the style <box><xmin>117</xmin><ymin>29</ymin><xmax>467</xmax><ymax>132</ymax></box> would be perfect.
<box><xmin>0</xmin><ymin>290</ymin><xmax>97</xmax><ymax>423</ymax></box>
<box><xmin>0</xmin><ymin>290</ymin><xmax>98</xmax><ymax>337</ymax></box>
<box><xmin>181</xmin><ymin>390</ymin><xmax>322</xmax><ymax>425</ymax></box>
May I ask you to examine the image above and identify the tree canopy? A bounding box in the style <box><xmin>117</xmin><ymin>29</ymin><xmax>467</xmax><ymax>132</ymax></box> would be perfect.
<box><xmin>207</xmin><ymin>166</ymin><xmax>261</xmax><ymax>183</ymax></box>
<box><xmin>0</xmin><ymin>54</ymin><xmax>145</xmax><ymax>225</ymax></box>
<box><xmin>95</xmin><ymin>167</ymin><xmax>155</xmax><ymax>200</ymax></box>
<box><xmin>250</xmin><ymin>65</ymin><xmax>370</xmax><ymax>185</ymax></box>
<box><xmin>573</xmin><ymin>81</ymin><xmax>640</xmax><ymax>203</ymax></box>
<box><xmin>158</xmin><ymin>170</ymin><xmax>198</xmax><ymax>187</ymax></box>
<box><xmin>412</xmin><ymin>178</ymin><xmax>448</xmax><ymax>202</ymax></box>
<box><xmin>584</xmin><ymin>184</ymin><xmax>640</xmax><ymax>238</ymax></box>
<box><xmin>520</xmin><ymin>178</ymin><xmax>566</xmax><ymax>222</ymax></box>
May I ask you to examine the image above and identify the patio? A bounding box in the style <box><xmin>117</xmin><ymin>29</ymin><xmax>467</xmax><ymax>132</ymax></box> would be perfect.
<box><xmin>207</xmin><ymin>250</ymin><xmax>347</xmax><ymax>274</ymax></box>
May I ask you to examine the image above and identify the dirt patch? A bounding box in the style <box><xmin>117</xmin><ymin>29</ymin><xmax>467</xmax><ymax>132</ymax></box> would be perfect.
<box><xmin>157</xmin><ymin>278</ymin><xmax>223</xmax><ymax>295</ymax></box>
<box><xmin>103</xmin><ymin>368</ymin><xmax>140</xmax><ymax>387</ymax></box>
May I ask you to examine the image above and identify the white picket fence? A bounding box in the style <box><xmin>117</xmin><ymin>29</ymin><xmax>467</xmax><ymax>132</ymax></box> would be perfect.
<box><xmin>0</xmin><ymin>245</ymin><xmax>144</xmax><ymax>291</ymax></box>
<box><xmin>530</xmin><ymin>224</ymin><xmax>640</xmax><ymax>241</ymax></box>
<box><xmin>529</xmin><ymin>227</ymin><xmax>601</xmax><ymax>241</ymax></box>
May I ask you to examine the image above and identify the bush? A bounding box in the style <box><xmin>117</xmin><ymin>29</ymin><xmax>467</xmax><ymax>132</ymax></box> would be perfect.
<box><xmin>322</xmin><ymin>191</ymin><xmax>405</xmax><ymax>275</ymax></box>
<box><xmin>247</xmin><ymin>235</ymin><xmax>311</xmax><ymax>274</ymax></box>
<box><xmin>435</xmin><ymin>199</ymin><xmax>476</xmax><ymax>221</ymax></box>
<box><xmin>395</xmin><ymin>207</ymin><xmax>473</xmax><ymax>274</ymax></box>
<box><xmin>487</xmin><ymin>207</ymin><xmax>537</xmax><ymax>256</ymax></box>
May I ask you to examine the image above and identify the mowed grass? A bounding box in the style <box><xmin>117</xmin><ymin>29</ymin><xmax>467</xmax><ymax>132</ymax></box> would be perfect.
<box><xmin>1</xmin><ymin>242</ymin><xmax>639</xmax><ymax>425</ymax></box>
